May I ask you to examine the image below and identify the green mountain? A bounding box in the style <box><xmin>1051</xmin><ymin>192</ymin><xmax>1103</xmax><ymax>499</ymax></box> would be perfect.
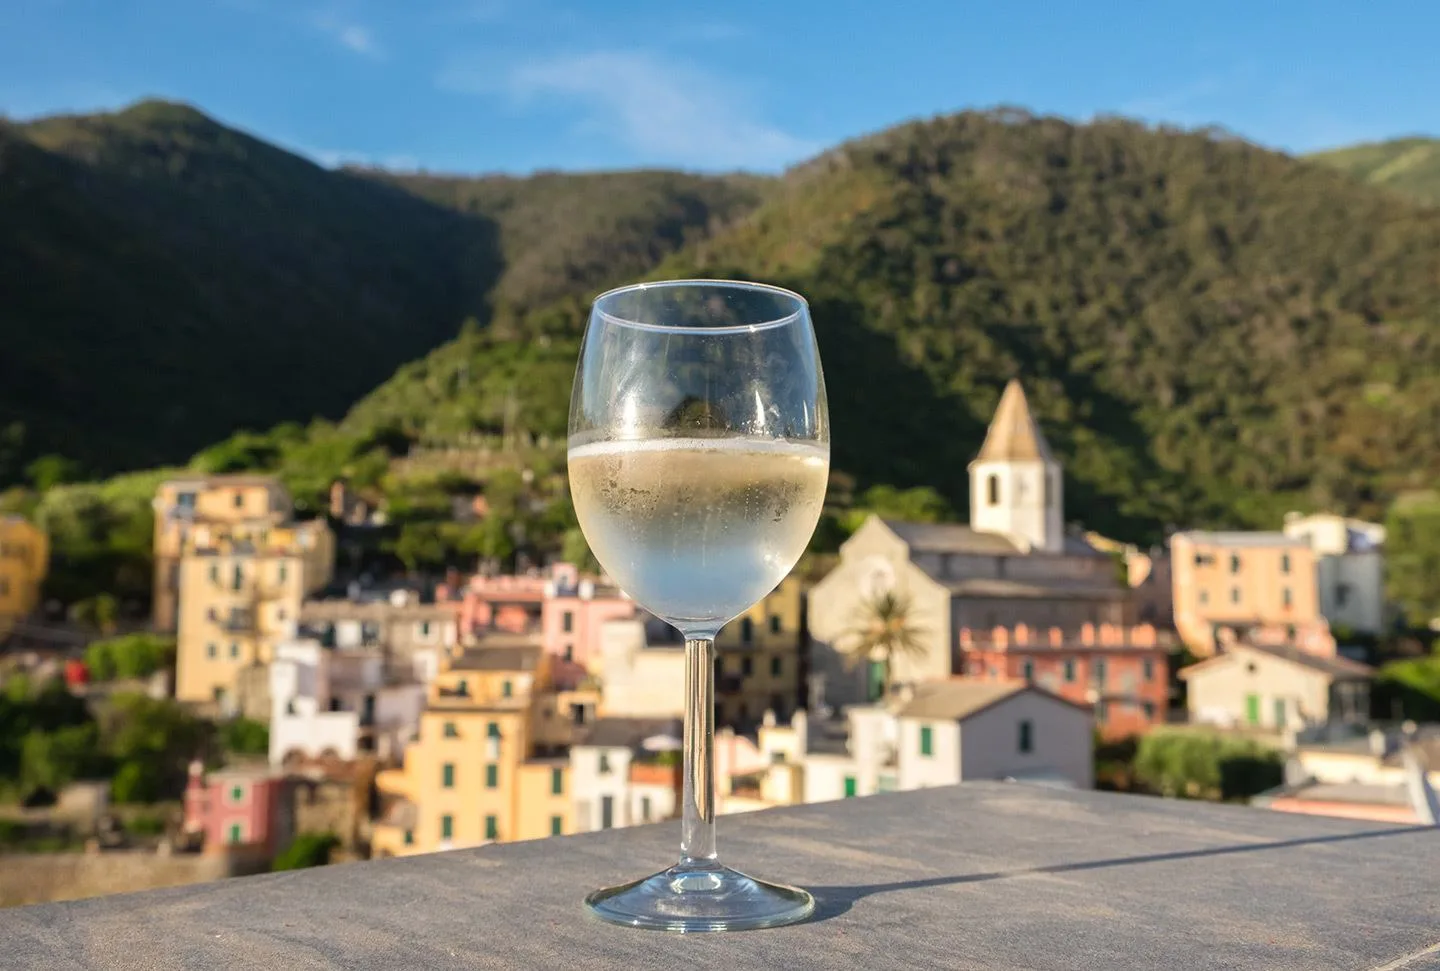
<box><xmin>1309</xmin><ymin>137</ymin><xmax>1440</xmax><ymax>206</ymax></box>
<box><xmin>0</xmin><ymin>100</ymin><xmax>762</xmax><ymax>482</ymax></box>
<box><xmin>340</xmin><ymin>111</ymin><xmax>1440</xmax><ymax>543</ymax></box>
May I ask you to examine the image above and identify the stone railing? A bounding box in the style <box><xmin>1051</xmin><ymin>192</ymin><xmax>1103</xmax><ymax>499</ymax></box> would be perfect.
<box><xmin>3</xmin><ymin>784</ymin><xmax>1439</xmax><ymax>969</ymax></box>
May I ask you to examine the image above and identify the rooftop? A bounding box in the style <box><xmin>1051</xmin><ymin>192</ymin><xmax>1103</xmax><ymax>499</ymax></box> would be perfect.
<box><xmin>971</xmin><ymin>378</ymin><xmax>1056</xmax><ymax>465</ymax></box>
<box><xmin>1174</xmin><ymin>530</ymin><xmax>1309</xmax><ymax>548</ymax></box>
<box><xmin>447</xmin><ymin>644</ymin><xmax>543</xmax><ymax>672</ymax></box>
<box><xmin>5</xmin><ymin>784</ymin><xmax>1438</xmax><ymax>969</ymax></box>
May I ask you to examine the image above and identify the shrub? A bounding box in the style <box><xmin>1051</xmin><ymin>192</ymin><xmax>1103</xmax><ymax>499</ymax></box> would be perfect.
<box><xmin>272</xmin><ymin>832</ymin><xmax>341</xmax><ymax>871</ymax></box>
<box><xmin>1133</xmin><ymin>730</ymin><xmax>1283</xmax><ymax>802</ymax></box>
<box><xmin>219</xmin><ymin>718</ymin><xmax>270</xmax><ymax>756</ymax></box>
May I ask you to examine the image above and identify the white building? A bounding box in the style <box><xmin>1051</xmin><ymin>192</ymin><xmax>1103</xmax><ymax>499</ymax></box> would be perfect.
<box><xmin>268</xmin><ymin>638</ymin><xmax>426</xmax><ymax>766</ymax></box>
<box><xmin>569</xmin><ymin>717</ymin><xmax>682</xmax><ymax>832</ymax></box>
<box><xmin>1283</xmin><ymin>512</ymin><xmax>1387</xmax><ymax>635</ymax></box>
<box><xmin>594</xmin><ymin>619</ymin><xmax>685</xmax><ymax>718</ymax></box>
<box><xmin>969</xmin><ymin>379</ymin><xmax>1065</xmax><ymax>553</ymax></box>
<box><xmin>745</xmin><ymin>680</ymin><xmax>1093</xmax><ymax>806</ymax></box>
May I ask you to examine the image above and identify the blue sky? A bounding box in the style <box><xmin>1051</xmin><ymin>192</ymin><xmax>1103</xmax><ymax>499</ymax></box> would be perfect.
<box><xmin>1</xmin><ymin>0</ymin><xmax>1437</xmax><ymax>174</ymax></box>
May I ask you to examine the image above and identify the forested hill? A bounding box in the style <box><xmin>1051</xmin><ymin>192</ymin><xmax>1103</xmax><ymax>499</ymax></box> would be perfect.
<box><xmin>338</xmin><ymin>111</ymin><xmax>1440</xmax><ymax>542</ymax></box>
<box><xmin>0</xmin><ymin>100</ymin><xmax>763</xmax><ymax>482</ymax></box>
<box><xmin>1310</xmin><ymin>137</ymin><xmax>1440</xmax><ymax>206</ymax></box>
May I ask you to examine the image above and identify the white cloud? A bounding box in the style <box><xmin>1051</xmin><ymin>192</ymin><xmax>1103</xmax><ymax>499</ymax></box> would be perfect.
<box><xmin>313</xmin><ymin>12</ymin><xmax>382</xmax><ymax>58</ymax></box>
<box><xmin>442</xmin><ymin>50</ymin><xmax>815</xmax><ymax>170</ymax></box>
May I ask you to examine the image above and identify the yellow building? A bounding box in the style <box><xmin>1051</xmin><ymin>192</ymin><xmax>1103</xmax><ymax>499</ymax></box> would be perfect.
<box><xmin>0</xmin><ymin>516</ymin><xmax>49</xmax><ymax>634</ymax></box>
<box><xmin>174</xmin><ymin>516</ymin><xmax>335</xmax><ymax>707</ymax></box>
<box><xmin>372</xmin><ymin>643</ymin><xmax>587</xmax><ymax>856</ymax></box>
<box><xmin>713</xmin><ymin>575</ymin><xmax>806</xmax><ymax>725</ymax></box>
<box><xmin>152</xmin><ymin>475</ymin><xmax>295</xmax><ymax>632</ymax></box>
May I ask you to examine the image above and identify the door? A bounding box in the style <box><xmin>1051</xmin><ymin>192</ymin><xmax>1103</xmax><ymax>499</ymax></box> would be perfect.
<box><xmin>1245</xmin><ymin>693</ymin><xmax>1261</xmax><ymax>726</ymax></box>
<box><xmin>600</xmin><ymin>795</ymin><xmax>614</xmax><ymax>830</ymax></box>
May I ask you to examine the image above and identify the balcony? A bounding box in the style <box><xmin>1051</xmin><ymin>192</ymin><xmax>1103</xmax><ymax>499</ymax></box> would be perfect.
<box><xmin>3</xmin><ymin>783</ymin><xmax>1438</xmax><ymax>969</ymax></box>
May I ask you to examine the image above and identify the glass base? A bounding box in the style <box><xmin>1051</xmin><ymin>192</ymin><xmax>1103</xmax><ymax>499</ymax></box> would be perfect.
<box><xmin>585</xmin><ymin>861</ymin><xmax>815</xmax><ymax>932</ymax></box>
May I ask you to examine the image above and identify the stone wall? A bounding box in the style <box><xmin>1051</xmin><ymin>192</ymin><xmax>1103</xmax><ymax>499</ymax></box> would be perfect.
<box><xmin>0</xmin><ymin>850</ymin><xmax>257</xmax><ymax>908</ymax></box>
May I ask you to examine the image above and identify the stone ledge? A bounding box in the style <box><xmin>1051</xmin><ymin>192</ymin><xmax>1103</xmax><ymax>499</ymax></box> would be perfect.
<box><xmin>3</xmin><ymin>783</ymin><xmax>1439</xmax><ymax>970</ymax></box>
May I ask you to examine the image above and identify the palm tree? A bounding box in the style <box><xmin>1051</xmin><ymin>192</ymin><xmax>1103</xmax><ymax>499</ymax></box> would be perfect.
<box><xmin>838</xmin><ymin>591</ymin><xmax>929</xmax><ymax>702</ymax></box>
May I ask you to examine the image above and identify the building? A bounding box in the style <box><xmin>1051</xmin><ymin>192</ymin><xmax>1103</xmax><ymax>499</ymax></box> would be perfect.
<box><xmin>0</xmin><ymin>516</ymin><xmax>48</xmax><ymax>635</ymax></box>
<box><xmin>152</xmin><ymin>475</ymin><xmax>301</xmax><ymax>632</ymax></box>
<box><xmin>1180</xmin><ymin>637</ymin><xmax>1372</xmax><ymax>731</ymax></box>
<box><xmin>173</xmin><ymin>517</ymin><xmax>335</xmax><ymax>708</ymax></box>
<box><xmin>568</xmin><ymin>718</ymin><xmax>682</xmax><ymax>832</ymax></box>
<box><xmin>443</xmin><ymin>571</ymin><xmax>550</xmax><ymax>638</ymax></box>
<box><xmin>1169</xmin><ymin>531</ymin><xmax>1322</xmax><ymax>655</ymax></box>
<box><xmin>593</xmin><ymin>577</ymin><xmax>806</xmax><ymax>729</ymax></box>
<box><xmin>182</xmin><ymin>763</ymin><xmax>292</xmax><ymax>863</ymax></box>
<box><xmin>298</xmin><ymin>593</ymin><xmax>458</xmax><ymax>683</ymax></box>
<box><xmin>735</xmin><ymin>680</ymin><xmax>1093</xmax><ymax>808</ymax></box>
<box><xmin>1283</xmin><ymin>513</ymin><xmax>1387</xmax><ymax>636</ymax></box>
<box><xmin>371</xmin><ymin>644</ymin><xmax>582</xmax><ymax>856</ymax></box>
<box><xmin>968</xmin><ymin>379</ymin><xmax>1065</xmax><ymax>554</ymax></box>
<box><xmin>541</xmin><ymin>566</ymin><xmax>634</xmax><ymax>667</ymax></box>
<box><xmin>959</xmin><ymin>623</ymin><xmax>1171</xmax><ymax>737</ymax></box>
<box><xmin>268</xmin><ymin>639</ymin><xmax>426</xmax><ymax>766</ymax></box>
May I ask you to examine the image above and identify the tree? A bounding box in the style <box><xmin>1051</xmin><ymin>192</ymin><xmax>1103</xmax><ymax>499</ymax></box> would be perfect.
<box><xmin>19</xmin><ymin>723</ymin><xmax>99</xmax><ymax>798</ymax></box>
<box><xmin>272</xmin><ymin>832</ymin><xmax>341</xmax><ymax>871</ymax></box>
<box><xmin>561</xmin><ymin>527</ymin><xmax>600</xmax><ymax>574</ymax></box>
<box><xmin>24</xmin><ymin>454</ymin><xmax>81</xmax><ymax>492</ymax></box>
<box><xmin>1133</xmin><ymin>730</ymin><xmax>1283</xmax><ymax>801</ymax></box>
<box><xmin>101</xmin><ymin>693</ymin><xmax>210</xmax><ymax>802</ymax></box>
<box><xmin>840</xmin><ymin>485</ymin><xmax>954</xmax><ymax>534</ymax></box>
<box><xmin>219</xmin><ymin>718</ymin><xmax>270</xmax><ymax>756</ymax></box>
<box><xmin>837</xmin><ymin>591</ymin><xmax>929</xmax><ymax>701</ymax></box>
<box><xmin>1386</xmin><ymin>491</ymin><xmax>1440</xmax><ymax>629</ymax></box>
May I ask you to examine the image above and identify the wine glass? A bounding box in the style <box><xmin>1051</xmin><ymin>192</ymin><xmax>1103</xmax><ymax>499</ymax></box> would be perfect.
<box><xmin>568</xmin><ymin>280</ymin><xmax>829</xmax><ymax>931</ymax></box>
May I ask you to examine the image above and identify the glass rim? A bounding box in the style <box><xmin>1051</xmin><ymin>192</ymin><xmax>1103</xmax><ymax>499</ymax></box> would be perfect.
<box><xmin>591</xmin><ymin>279</ymin><xmax>808</xmax><ymax>335</ymax></box>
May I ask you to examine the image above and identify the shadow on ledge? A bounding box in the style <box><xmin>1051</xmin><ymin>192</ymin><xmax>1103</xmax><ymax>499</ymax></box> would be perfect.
<box><xmin>806</xmin><ymin>823</ymin><xmax>1433</xmax><ymax>922</ymax></box>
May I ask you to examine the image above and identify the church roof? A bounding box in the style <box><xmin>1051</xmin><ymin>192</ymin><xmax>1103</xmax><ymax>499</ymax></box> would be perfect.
<box><xmin>881</xmin><ymin>520</ymin><xmax>1021</xmax><ymax>555</ymax></box>
<box><xmin>971</xmin><ymin>379</ymin><xmax>1056</xmax><ymax>465</ymax></box>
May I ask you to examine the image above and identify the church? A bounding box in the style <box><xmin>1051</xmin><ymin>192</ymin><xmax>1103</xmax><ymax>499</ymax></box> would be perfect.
<box><xmin>806</xmin><ymin>379</ymin><xmax>1129</xmax><ymax>708</ymax></box>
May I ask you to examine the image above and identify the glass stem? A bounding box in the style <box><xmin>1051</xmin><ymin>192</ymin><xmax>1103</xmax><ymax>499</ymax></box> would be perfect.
<box><xmin>679</xmin><ymin>636</ymin><xmax>717</xmax><ymax>867</ymax></box>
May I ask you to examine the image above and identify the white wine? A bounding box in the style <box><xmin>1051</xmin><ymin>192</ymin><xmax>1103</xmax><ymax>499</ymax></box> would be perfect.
<box><xmin>569</xmin><ymin>437</ymin><xmax>829</xmax><ymax>630</ymax></box>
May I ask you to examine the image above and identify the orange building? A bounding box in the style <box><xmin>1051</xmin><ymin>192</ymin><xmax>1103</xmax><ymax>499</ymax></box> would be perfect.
<box><xmin>1170</xmin><ymin>531</ymin><xmax>1323</xmax><ymax>656</ymax></box>
<box><xmin>960</xmin><ymin>622</ymin><xmax>1171</xmax><ymax>738</ymax></box>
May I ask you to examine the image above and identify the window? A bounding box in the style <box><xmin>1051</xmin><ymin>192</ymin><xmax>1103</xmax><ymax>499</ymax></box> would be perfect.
<box><xmin>457</xmin><ymin>679</ymin><xmax>469</xmax><ymax>696</ymax></box>
<box><xmin>741</xmin><ymin>657</ymin><xmax>753</xmax><ymax>677</ymax></box>
<box><xmin>487</xmin><ymin>722</ymin><xmax>501</xmax><ymax>739</ymax></box>
<box><xmin>770</xmin><ymin>656</ymin><xmax>782</xmax><ymax>677</ymax></box>
<box><xmin>987</xmin><ymin>474</ymin><xmax>1000</xmax><ymax>506</ymax></box>
<box><xmin>229</xmin><ymin>785</ymin><xmax>245</xmax><ymax>804</ymax></box>
<box><xmin>232</xmin><ymin>564</ymin><xmax>243</xmax><ymax>591</ymax></box>
<box><xmin>485</xmin><ymin>764</ymin><xmax>498</xmax><ymax>789</ymax></box>
<box><xmin>1282</xmin><ymin>587</ymin><xmax>1293</xmax><ymax>608</ymax></box>
<box><xmin>598</xmin><ymin>753</ymin><xmax>611</xmax><ymax>774</ymax></box>
<box><xmin>278</xmin><ymin>563</ymin><xmax>288</xmax><ymax>584</ymax></box>
<box><xmin>641</xmin><ymin>796</ymin><xmax>652</xmax><ymax>821</ymax></box>
<box><xmin>441</xmin><ymin>815</ymin><xmax>453</xmax><ymax>840</ymax></box>
<box><xmin>769</xmin><ymin>615</ymin><xmax>781</xmax><ymax>634</ymax></box>
<box><xmin>1229</xmin><ymin>554</ymin><xmax>1241</xmax><ymax>574</ymax></box>
<box><xmin>502</xmin><ymin>680</ymin><xmax>513</xmax><ymax>699</ymax></box>
<box><xmin>843</xmin><ymin>775</ymin><xmax>857</xmax><ymax>798</ymax></box>
<box><xmin>551</xmin><ymin>767</ymin><xmax>563</xmax><ymax>795</ymax></box>
<box><xmin>207</xmin><ymin>642</ymin><xmax>218</xmax><ymax>659</ymax></box>
<box><xmin>404</xmin><ymin>830</ymin><xmax>414</xmax><ymax>846</ymax></box>
<box><xmin>1142</xmin><ymin>658</ymin><xmax>1154</xmax><ymax>682</ymax></box>
<box><xmin>1280</xmin><ymin>553</ymin><xmax>1291</xmax><ymax>575</ymax></box>
<box><xmin>1195</xmin><ymin>553</ymin><xmax>1215</xmax><ymax>567</ymax></box>
<box><xmin>1199</xmin><ymin>589</ymin><xmax>1209</xmax><ymax>606</ymax></box>
<box><xmin>233</xmin><ymin>492</ymin><xmax>244</xmax><ymax>509</ymax></box>
<box><xmin>1142</xmin><ymin>701</ymin><xmax>1156</xmax><ymax>720</ymax></box>
<box><xmin>1336</xmin><ymin>583</ymin><xmax>1351</xmax><ymax>607</ymax></box>
<box><xmin>1093</xmin><ymin>659</ymin><xmax>1107</xmax><ymax>685</ymax></box>
<box><xmin>550</xmin><ymin>816</ymin><xmax>563</xmax><ymax>836</ymax></box>
<box><xmin>1230</xmin><ymin>587</ymin><xmax>1241</xmax><ymax>605</ymax></box>
<box><xmin>420</xmin><ymin>621</ymin><xmax>431</xmax><ymax>637</ymax></box>
<box><xmin>443</xmin><ymin>721</ymin><xmax>459</xmax><ymax>739</ymax></box>
<box><xmin>740</xmin><ymin>618</ymin><xmax>754</xmax><ymax>644</ymax></box>
<box><xmin>919</xmin><ymin>725</ymin><xmax>934</xmax><ymax>757</ymax></box>
<box><xmin>229</xmin><ymin>642</ymin><xmax>240</xmax><ymax>660</ymax></box>
<box><xmin>208</xmin><ymin>564</ymin><xmax>220</xmax><ymax>585</ymax></box>
<box><xmin>600</xmin><ymin>796</ymin><xmax>614</xmax><ymax>829</ymax></box>
<box><xmin>442</xmin><ymin>763</ymin><xmax>455</xmax><ymax>788</ymax></box>
<box><xmin>228</xmin><ymin>823</ymin><xmax>244</xmax><ymax>844</ymax></box>
<box><xmin>1022</xmin><ymin>659</ymin><xmax>1034</xmax><ymax>683</ymax></box>
<box><xmin>1064</xmin><ymin>659</ymin><xmax>1076</xmax><ymax>683</ymax></box>
<box><xmin>562</xmin><ymin>611</ymin><xmax>574</xmax><ymax>633</ymax></box>
<box><xmin>1095</xmin><ymin>701</ymin><xmax>1108</xmax><ymax>724</ymax></box>
<box><xmin>1018</xmin><ymin>719</ymin><xmax>1033</xmax><ymax>753</ymax></box>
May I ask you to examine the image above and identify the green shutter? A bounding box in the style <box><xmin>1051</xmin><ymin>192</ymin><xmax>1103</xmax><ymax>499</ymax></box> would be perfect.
<box><xmin>442</xmin><ymin>763</ymin><xmax>455</xmax><ymax>788</ymax></box>
<box><xmin>486</xmin><ymin>764</ymin><xmax>498</xmax><ymax>789</ymax></box>
<box><xmin>550</xmin><ymin>816</ymin><xmax>563</xmax><ymax>836</ymax></box>
<box><xmin>485</xmin><ymin>815</ymin><xmax>498</xmax><ymax>840</ymax></box>
<box><xmin>551</xmin><ymin>767</ymin><xmax>563</xmax><ymax>795</ymax></box>
<box><xmin>843</xmin><ymin>775</ymin><xmax>857</xmax><ymax>798</ymax></box>
<box><xmin>441</xmin><ymin>815</ymin><xmax>453</xmax><ymax>840</ymax></box>
<box><xmin>920</xmin><ymin>725</ymin><xmax>933</xmax><ymax>757</ymax></box>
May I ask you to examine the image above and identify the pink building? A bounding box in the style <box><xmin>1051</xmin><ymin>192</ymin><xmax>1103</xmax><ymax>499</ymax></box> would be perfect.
<box><xmin>183</xmin><ymin>763</ymin><xmax>291</xmax><ymax>860</ymax></box>
<box><xmin>542</xmin><ymin>572</ymin><xmax>635</xmax><ymax>668</ymax></box>
<box><xmin>440</xmin><ymin>572</ymin><xmax>550</xmax><ymax>638</ymax></box>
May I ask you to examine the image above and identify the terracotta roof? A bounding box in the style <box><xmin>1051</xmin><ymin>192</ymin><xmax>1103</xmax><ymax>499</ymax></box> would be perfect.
<box><xmin>895</xmin><ymin>679</ymin><xmax>1086</xmax><ymax>721</ymax></box>
<box><xmin>1179</xmin><ymin>642</ymin><xmax>1373</xmax><ymax>681</ymax></box>
<box><xmin>971</xmin><ymin>379</ymin><xmax>1055</xmax><ymax>465</ymax></box>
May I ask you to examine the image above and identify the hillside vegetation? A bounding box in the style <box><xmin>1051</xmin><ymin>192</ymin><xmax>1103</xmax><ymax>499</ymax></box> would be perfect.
<box><xmin>1310</xmin><ymin>137</ymin><xmax>1440</xmax><ymax>206</ymax></box>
